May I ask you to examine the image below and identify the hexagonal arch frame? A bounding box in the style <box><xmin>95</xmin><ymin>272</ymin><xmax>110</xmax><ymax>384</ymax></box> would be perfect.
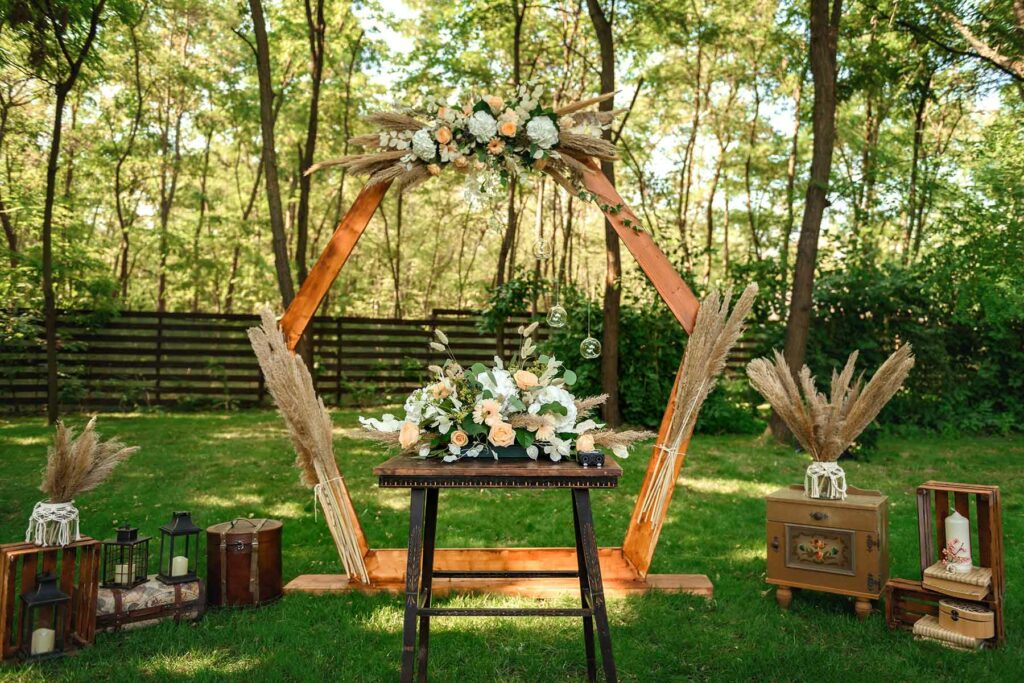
<box><xmin>281</xmin><ymin>163</ymin><xmax>712</xmax><ymax>598</ymax></box>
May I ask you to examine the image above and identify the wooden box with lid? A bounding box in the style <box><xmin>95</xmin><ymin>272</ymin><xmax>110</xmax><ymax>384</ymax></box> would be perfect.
<box><xmin>766</xmin><ymin>485</ymin><xmax>888</xmax><ymax>619</ymax></box>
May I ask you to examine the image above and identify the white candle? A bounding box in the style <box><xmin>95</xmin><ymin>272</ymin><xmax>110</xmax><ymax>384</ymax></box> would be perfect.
<box><xmin>30</xmin><ymin>627</ymin><xmax>55</xmax><ymax>656</ymax></box>
<box><xmin>114</xmin><ymin>563</ymin><xmax>130</xmax><ymax>585</ymax></box>
<box><xmin>944</xmin><ymin>510</ymin><xmax>972</xmax><ymax>573</ymax></box>
<box><xmin>170</xmin><ymin>555</ymin><xmax>189</xmax><ymax>577</ymax></box>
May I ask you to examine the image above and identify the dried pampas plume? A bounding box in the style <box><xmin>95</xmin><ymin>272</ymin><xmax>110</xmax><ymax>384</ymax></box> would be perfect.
<box><xmin>746</xmin><ymin>344</ymin><xmax>915</xmax><ymax>462</ymax></box>
<box><xmin>248</xmin><ymin>307</ymin><xmax>369</xmax><ymax>583</ymax></box>
<box><xmin>41</xmin><ymin>418</ymin><xmax>138</xmax><ymax>503</ymax></box>
<box><xmin>639</xmin><ymin>284</ymin><xmax>758</xmax><ymax>524</ymax></box>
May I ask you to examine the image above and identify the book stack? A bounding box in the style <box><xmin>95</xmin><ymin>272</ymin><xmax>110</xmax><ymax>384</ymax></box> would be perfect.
<box><xmin>913</xmin><ymin>615</ymin><xmax>986</xmax><ymax>651</ymax></box>
<box><xmin>922</xmin><ymin>562</ymin><xmax>991</xmax><ymax>601</ymax></box>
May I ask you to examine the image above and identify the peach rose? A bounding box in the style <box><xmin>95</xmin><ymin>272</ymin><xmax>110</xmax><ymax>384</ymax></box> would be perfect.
<box><xmin>427</xmin><ymin>163</ymin><xmax>441</xmax><ymax>176</ymax></box>
<box><xmin>488</xmin><ymin>421</ymin><xmax>516</xmax><ymax>447</ymax></box>
<box><xmin>453</xmin><ymin>155</ymin><xmax>469</xmax><ymax>170</ymax></box>
<box><xmin>473</xmin><ymin>160</ymin><xmax>486</xmax><ymax>171</ymax></box>
<box><xmin>484</xmin><ymin>94</ymin><xmax>503</xmax><ymax>112</ymax></box>
<box><xmin>498</xmin><ymin>120</ymin><xmax>517</xmax><ymax>137</ymax></box>
<box><xmin>430</xmin><ymin>381</ymin><xmax>451</xmax><ymax>399</ymax></box>
<box><xmin>487</xmin><ymin>138</ymin><xmax>505</xmax><ymax>155</ymax></box>
<box><xmin>473</xmin><ymin>398</ymin><xmax>502</xmax><ymax>425</ymax></box>
<box><xmin>462</xmin><ymin>104</ymin><xmax>473</xmax><ymax>116</ymax></box>
<box><xmin>450</xmin><ymin>430</ymin><xmax>469</xmax><ymax>448</ymax></box>
<box><xmin>438</xmin><ymin>106</ymin><xmax>449</xmax><ymax>118</ymax></box>
<box><xmin>399</xmin><ymin>422</ymin><xmax>420</xmax><ymax>449</ymax></box>
<box><xmin>514</xmin><ymin>370</ymin><xmax>539</xmax><ymax>390</ymax></box>
<box><xmin>435</xmin><ymin>126</ymin><xmax>452</xmax><ymax>144</ymax></box>
<box><xmin>576</xmin><ymin>434</ymin><xmax>595</xmax><ymax>452</ymax></box>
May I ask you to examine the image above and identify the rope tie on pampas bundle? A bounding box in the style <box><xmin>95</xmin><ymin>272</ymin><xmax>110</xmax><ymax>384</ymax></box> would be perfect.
<box><xmin>804</xmin><ymin>461</ymin><xmax>847</xmax><ymax>500</ymax></box>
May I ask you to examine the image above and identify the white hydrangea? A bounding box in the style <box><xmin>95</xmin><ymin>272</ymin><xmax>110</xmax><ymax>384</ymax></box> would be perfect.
<box><xmin>467</xmin><ymin>110</ymin><xmax>498</xmax><ymax>143</ymax></box>
<box><xmin>411</xmin><ymin>128</ymin><xmax>437</xmax><ymax>161</ymax></box>
<box><xmin>476</xmin><ymin>368</ymin><xmax>519</xmax><ymax>409</ymax></box>
<box><xmin>526</xmin><ymin>116</ymin><xmax>559</xmax><ymax>149</ymax></box>
<box><xmin>528</xmin><ymin>384</ymin><xmax>577</xmax><ymax>432</ymax></box>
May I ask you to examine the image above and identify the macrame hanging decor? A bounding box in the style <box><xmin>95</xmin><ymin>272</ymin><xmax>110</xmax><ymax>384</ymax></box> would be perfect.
<box><xmin>25</xmin><ymin>501</ymin><xmax>81</xmax><ymax>547</ymax></box>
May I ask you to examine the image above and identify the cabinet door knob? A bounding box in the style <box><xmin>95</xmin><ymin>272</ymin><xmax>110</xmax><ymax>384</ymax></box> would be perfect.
<box><xmin>810</xmin><ymin>511</ymin><xmax>828</xmax><ymax>521</ymax></box>
<box><xmin>770</xmin><ymin>536</ymin><xmax>781</xmax><ymax>551</ymax></box>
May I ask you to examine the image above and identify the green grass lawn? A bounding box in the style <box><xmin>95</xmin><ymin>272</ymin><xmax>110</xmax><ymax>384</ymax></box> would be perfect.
<box><xmin>0</xmin><ymin>410</ymin><xmax>1021</xmax><ymax>681</ymax></box>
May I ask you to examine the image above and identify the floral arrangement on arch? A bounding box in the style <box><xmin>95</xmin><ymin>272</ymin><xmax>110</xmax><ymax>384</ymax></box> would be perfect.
<box><xmin>359</xmin><ymin>325</ymin><xmax>653</xmax><ymax>462</ymax></box>
<box><xmin>307</xmin><ymin>83</ymin><xmax>631</xmax><ymax>213</ymax></box>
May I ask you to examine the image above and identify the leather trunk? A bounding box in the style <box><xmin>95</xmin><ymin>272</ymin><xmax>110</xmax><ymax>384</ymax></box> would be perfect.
<box><xmin>96</xmin><ymin>575</ymin><xmax>204</xmax><ymax>632</ymax></box>
<box><xmin>206</xmin><ymin>518</ymin><xmax>282</xmax><ymax>607</ymax></box>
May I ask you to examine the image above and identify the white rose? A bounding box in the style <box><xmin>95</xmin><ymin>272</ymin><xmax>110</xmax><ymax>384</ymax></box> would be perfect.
<box><xmin>467</xmin><ymin>110</ymin><xmax>498</xmax><ymax>143</ymax></box>
<box><xmin>526</xmin><ymin>116</ymin><xmax>559</xmax><ymax>149</ymax></box>
<box><xmin>411</xmin><ymin>128</ymin><xmax>437</xmax><ymax>161</ymax></box>
<box><xmin>528</xmin><ymin>385</ymin><xmax>578</xmax><ymax>432</ymax></box>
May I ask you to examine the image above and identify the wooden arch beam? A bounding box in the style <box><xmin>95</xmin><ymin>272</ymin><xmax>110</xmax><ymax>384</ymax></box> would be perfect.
<box><xmin>280</xmin><ymin>166</ymin><xmax>702</xmax><ymax>585</ymax></box>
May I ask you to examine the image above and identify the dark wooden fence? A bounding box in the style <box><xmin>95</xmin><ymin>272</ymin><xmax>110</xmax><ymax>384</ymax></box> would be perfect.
<box><xmin>0</xmin><ymin>309</ymin><xmax>540</xmax><ymax>413</ymax></box>
<box><xmin>0</xmin><ymin>309</ymin><xmax>769</xmax><ymax>414</ymax></box>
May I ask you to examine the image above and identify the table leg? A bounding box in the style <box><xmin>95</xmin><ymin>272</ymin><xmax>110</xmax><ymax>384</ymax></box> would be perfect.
<box><xmin>417</xmin><ymin>488</ymin><xmax>439</xmax><ymax>682</ymax></box>
<box><xmin>401</xmin><ymin>487</ymin><xmax>427</xmax><ymax>683</ymax></box>
<box><xmin>572</xmin><ymin>490</ymin><xmax>597</xmax><ymax>683</ymax></box>
<box><xmin>573</xmin><ymin>488</ymin><xmax>617</xmax><ymax>683</ymax></box>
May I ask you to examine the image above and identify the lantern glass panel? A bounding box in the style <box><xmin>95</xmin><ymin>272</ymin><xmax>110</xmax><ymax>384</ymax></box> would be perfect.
<box><xmin>19</xmin><ymin>573</ymin><xmax>69</xmax><ymax>662</ymax></box>
<box><xmin>157</xmin><ymin>511</ymin><xmax>200</xmax><ymax>584</ymax></box>
<box><xmin>102</xmin><ymin>524</ymin><xmax>150</xmax><ymax>588</ymax></box>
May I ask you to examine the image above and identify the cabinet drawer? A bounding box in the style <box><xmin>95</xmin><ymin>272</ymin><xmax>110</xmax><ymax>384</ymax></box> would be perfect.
<box><xmin>766</xmin><ymin>499</ymin><xmax>880</xmax><ymax>532</ymax></box>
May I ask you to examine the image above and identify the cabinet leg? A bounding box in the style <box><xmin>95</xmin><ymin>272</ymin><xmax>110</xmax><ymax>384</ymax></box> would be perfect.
<box><xmin>776</xmin><ymin>586</ymin><xmax>793</xmax><ymax>610</ymax></box>
<box><xmin>855</xmin><ymin>598</ymin><xmax>872</xmax><ymax>621</ymax></box>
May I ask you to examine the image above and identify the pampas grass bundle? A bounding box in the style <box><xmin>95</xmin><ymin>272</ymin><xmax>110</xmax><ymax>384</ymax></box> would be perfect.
<box><xmin>41</xmin><ymin>417</ymin><xmax>138</xmax><ymax>504</ymax></box>
<box><xmin>746</xmin><ymin>344</ymin><xmax>915</xmax><ymax>462</ymax></box>
<box><xmin>248</xmin><ymin>307</ymin><xmax>369</xmax><ymax>583</ymax></box>
<box><xmin>639</xmin><ymin>284</ymin><xmax>758</xmax><ymax>525</ymax></box>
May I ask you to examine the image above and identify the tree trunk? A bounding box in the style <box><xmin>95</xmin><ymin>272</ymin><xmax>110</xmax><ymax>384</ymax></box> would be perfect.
<box><xmin>770</xmin><ymin>0</ymin><xmax>842</xmax><ymax>442</ymax></box>
<box><xmin>115</xmin><ymin>20</ymin><xmax>144</xmax><ymax>300</ymax></box>
<box><xmin>41</xmin><ymin>0</ymin><xmax>105</xmax><ymax>424</ymax></box>
<box><xmin>904</xmin><ymin>70</ymin><xmax>932</xmax><ymax>261</ymax></box>
<box><xmin>781</xmin><ymin>60</ymin><xmax>807</xmax><ymax>290</ymax></box>
<box><xmin>744</xmin><ymin>82</ymin><xmax>762</xmax><ymax>260</ymax></box>
<box><xmin>156</xmin><ymin>106</ymin><xmax>183</xmax><ymax>312</ymax></box>
<box><xmin>677</xmin><ymin>43</ymin><xmax>703</xmax><ymax>271</ymax></box>
<box><xmin>296</xmin><ymin>0</ymin><xmax>325</xmax><ymax>285</ymax></box>
<box><xmin>191</xmin><ymin>130</ymin><xmax>213</xmax><ymax>311</ymax></box>
<box><xmin>249</xmin><ymin>0</ymin><xmax>296</xmax><ymax>308</ymax></box>
<box><xmin>586</xmin><ymin>0</ymin><xmax>622</xmax><ymax>426</ymax></box>
<box><xmin>495</xmin><ymin>0</ymin><xmax>527</xmax><ymax>297</ymax></box>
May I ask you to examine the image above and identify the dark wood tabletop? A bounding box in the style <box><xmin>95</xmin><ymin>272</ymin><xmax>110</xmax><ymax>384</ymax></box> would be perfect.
<box><xmin>374</xmin><ymin>454</ymin><xmax>622</xmax><ymax>489</ymax></box>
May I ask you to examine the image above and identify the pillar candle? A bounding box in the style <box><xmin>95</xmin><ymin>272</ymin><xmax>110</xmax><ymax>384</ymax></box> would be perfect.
<box><xmin>944</xmin><ymin>510</ymin><xmax>972</xmax><ymax>573</ymax></box>
<box><xmin>30</xmin><ymin>627</ymin><xmax>55</xmax><ymax>656</ymax></box>
<box><xmin>170</xmin><ymin>555</ymin><xmax>189</xmax><ymax>577</ymax></box>
<box><xmin>114</xmin><ymin>563</ymin><xmax>130</xmax><ymax>584</ymax></box>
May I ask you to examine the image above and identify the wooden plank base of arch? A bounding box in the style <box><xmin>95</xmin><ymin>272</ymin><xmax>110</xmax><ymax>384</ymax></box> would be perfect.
<box><xmin>280</xmin><ymin>166</ymin><xmax>712</xmax><ymax>599</ymax></box>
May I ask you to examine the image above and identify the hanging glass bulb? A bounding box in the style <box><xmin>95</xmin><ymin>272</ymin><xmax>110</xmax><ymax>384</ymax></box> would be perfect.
<box><xmin>580</xmin><ymin>336</ymin><xmax>602</xmax><ymax>359</ymax></box>
<box><xmin>532</xmin><ymin>237</ymin><xmax>552</xmax><ymax>261</ymax></box>
<box><xmin>546</xmin><ymin>305</ymin><xmax>567</xmax><ymax>328</ymax></box>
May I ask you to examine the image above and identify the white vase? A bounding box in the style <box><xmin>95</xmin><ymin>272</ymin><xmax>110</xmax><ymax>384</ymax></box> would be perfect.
<box><xmin>25</xmin><ymin>500</ymin><xmax>81</xmax><ymax>547</ymax></box>
<box><xmin>804</xmin><ymin>462</ymin><xmax>848</xmax><ymax>500</ymax></box>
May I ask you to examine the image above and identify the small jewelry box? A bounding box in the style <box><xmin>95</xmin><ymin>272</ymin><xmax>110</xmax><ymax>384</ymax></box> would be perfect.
<box><xmin>938</xmin><ymin>599</ymin><xmax>995</xmax><ymax>640</ymax></box>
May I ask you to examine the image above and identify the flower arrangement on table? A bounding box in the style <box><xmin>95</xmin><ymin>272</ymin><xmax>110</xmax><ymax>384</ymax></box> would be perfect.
<box><xmin>359</xmin><ymin>324</ymin><xmax>653</xmax><ymax>462</ymax></box>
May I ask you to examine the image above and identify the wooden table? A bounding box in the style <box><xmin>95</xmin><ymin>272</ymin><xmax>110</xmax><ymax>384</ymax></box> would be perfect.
<box><xmin>375</xmin><ymin>455</ymin><xmax>622</xmax><ymax>683</ymax></box>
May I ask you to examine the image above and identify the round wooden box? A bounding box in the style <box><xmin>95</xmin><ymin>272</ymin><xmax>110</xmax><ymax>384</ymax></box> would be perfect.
<box><xmin>938</xmin><ymin>599</ymin><xmax>994</xmax><ymax>640</ymax></box>
<box><xmin>206</xmin><ymin>518</ymin><xmax>283</xmax><ymax>607</ymax></box>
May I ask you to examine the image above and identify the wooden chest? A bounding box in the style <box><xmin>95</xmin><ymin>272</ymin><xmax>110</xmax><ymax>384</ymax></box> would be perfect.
<box><xmin>766</xmin><ymin>485</ymin><xmax>888</xmax><ymax>619</ymax></box>
<box><xmin>206</xmin><ymin>519</ymin><xmax>282</xmax><ymax>608</ymax></box>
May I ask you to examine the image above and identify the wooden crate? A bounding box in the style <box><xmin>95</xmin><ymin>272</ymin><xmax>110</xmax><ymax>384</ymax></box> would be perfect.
<box><xmin>0</xmin><ymin>537</ymin><xmax>101</xmax><ymax>660</ymax></box>
<box><xmin>916</xmin><ymin>481</ymin><xmax>1004</xmax><ymax>646</ymax></box>
<box><xmin>884</xmin><ymin>578</ymin><xmax>942</xmax><ymax>630</ymax></box>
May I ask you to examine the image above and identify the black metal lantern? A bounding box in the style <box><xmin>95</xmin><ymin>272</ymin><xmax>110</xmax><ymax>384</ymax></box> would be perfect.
<box><xmin>101</xmin><ymin>523</ymin><xmax>150</xmax><ymax>589</ymax></box>
<box><xmin>18</xmin><ymin>573</ymin><xmax>69</xmax><ymax>662</ymax></box>
<box><xmin>157</xmin><ymin>511</ymin><xmax>201</xmax><ymax>585</ymax></box>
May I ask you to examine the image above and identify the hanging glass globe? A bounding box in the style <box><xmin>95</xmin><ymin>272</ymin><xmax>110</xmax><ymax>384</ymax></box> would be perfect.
<box><xmin>580</xmin><ymin>336</ymin><xmax>602</xmax><ymax>359</ymax></box>
<box><xmin>546</xmin><ymin>305</ymin><xmax>568</xmax><ymax>328</ymax></box>
<box><xmin>532</xmin><ymin>237</ymin><xmax>552</xmax><ymax>261</ymax></box>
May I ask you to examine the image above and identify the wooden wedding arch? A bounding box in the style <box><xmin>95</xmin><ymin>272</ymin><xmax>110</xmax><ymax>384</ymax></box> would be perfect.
<box><xmin>282</xmin><ymin>161</ymin><xmax>711</xmax><ymax>598</ymax></box>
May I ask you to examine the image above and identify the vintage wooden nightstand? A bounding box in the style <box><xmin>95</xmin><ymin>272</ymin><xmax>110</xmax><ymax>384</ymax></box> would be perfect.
<box><xmin>766</xmin><ymin>485</ymin><xmax>888</xmax><ymax>619</ymax></box>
